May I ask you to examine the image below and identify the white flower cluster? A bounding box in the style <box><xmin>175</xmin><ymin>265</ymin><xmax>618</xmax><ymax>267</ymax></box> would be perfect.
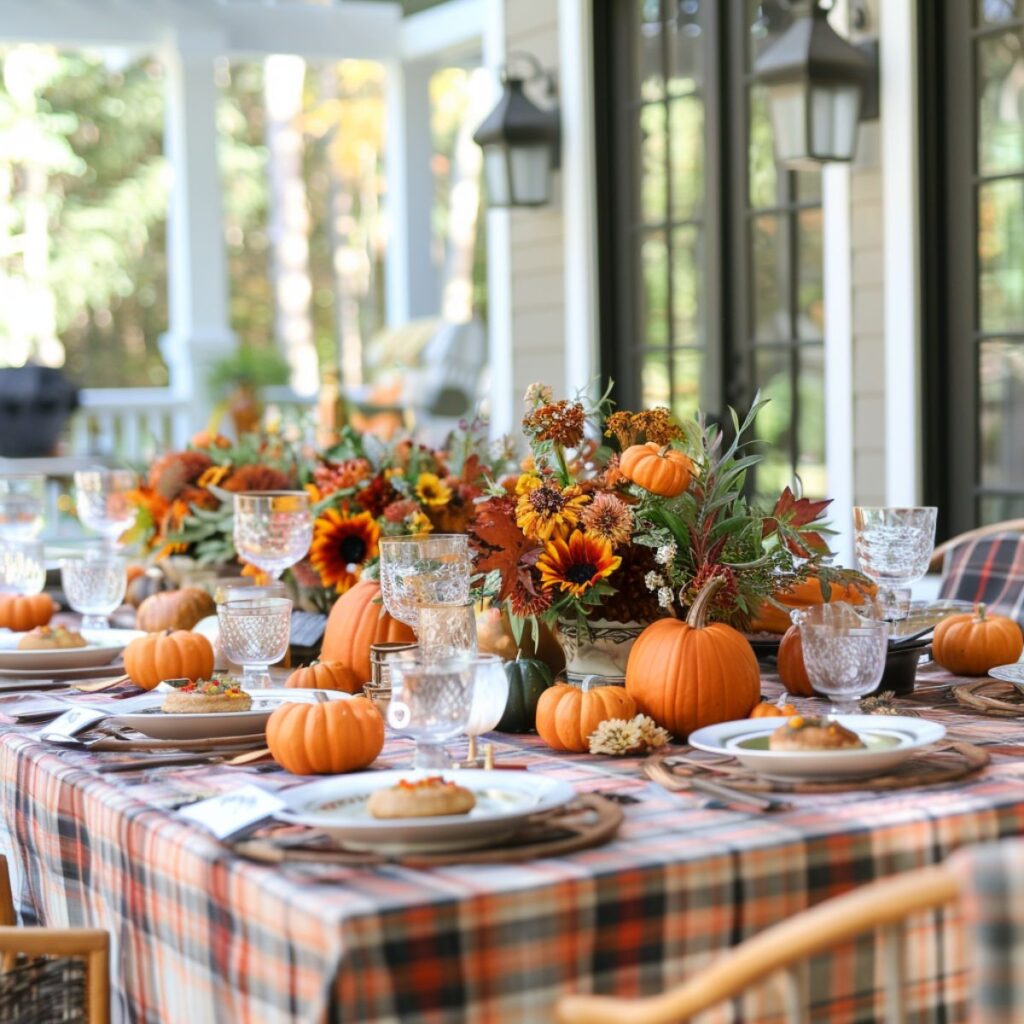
<box><xmin>589</xmin><ymin>714</ymin><xmax>671</xmax><ymax>756</ymax></box>
<box><xmin>644</xmin><ymin>571</ymin><xmax>664</xmax><ymax>592</ymax></box>
<box><xmin>655</xmin><ymin>543</ymin><xmax>677</xmax><ymax>566</ymax></box>
<box><xmin>524</xmin><ymin>382</ymin><xmax>553</xmax><ymax>405</ymax></box>
<box><xmin>658</xmin><ymin>587</ymin><xmax>674</xmax><ymax>609</ymax></box>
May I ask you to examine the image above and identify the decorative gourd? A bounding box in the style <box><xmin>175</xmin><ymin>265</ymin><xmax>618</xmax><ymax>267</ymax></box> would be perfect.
<box><xmin>285</xmin><ymin>660</ymin><xmax>362</xmax><ymax>694</ymax></box>
<box><xmin>320</xmin><ymin>580</ymin><xmax>415</xmax><ymax>682</ymax></box>
<box><xmin>777</xmin><ymin>625</ymin><xmax>815</xmax><ymax>696</ymax></box>
<box><xmin>0</xmin><ymin>594</ymin><xmax>54</xmax><ymax>632</ymax></box>
<box><xmin>750</xmin><ymin>576</ymin><xmax>877</xmax><ymax>634</ymax></box>
<box><xmin>266</xmin><ymin>695</ymin><xmax>384</xmax><ymax>774</ymax></box>
<box><xmin>750</xmin><ymin>701</ymin><xmax>797</xmax><ymax>718</ymax></box>
<box><xmin>932</xmin><ymin>604</ymin><xmax>1024</xmax><ymax>676</ymax></box>
<box><xmin>626</xmin><ymin>576</ymin><xmax>761</xmax><ymax>738</ymax></box>
<box><xmin>136</xmin><ymin>587</ymin><xmax>216</xmax><ymax>633</ymax></box>
<box><xmin>475</xmin><ymin>603</ymin><xmax>565</xmax><ymax>674</ymax></box>
<box><xmin>126</xmin><ymin>568</ymin><xmax>169</xmax><ymax>609</ymax></box>
<box><xmin>496</xmin><ymin>658</ymin><xmax>555</xmax><ymax>733</ymax></box>
<box><xmin>618</xmin><ymin>442</ymin><xmax>693</xmax><ymax>498</ymax></box>
<box><xmin>123</xmin><ymin>630</ymin><xmax>215</xmax><ymax>691</ymax></box>
<box><xmin>535</xmin><ymin>679</ymin><xmax>637</xmax><ymax>753</ymax></box>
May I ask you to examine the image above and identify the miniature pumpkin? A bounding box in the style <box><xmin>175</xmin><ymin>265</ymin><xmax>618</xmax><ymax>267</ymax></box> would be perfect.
<box><xmin>626</xmin><ymin>576</ymin><xmax>760</xmax><ymax>738</ymax></box>
<box><xmin>266</xmin><ymin>695</ymin><xmax>384</xmax><ymax>774</ymax></box>
<box><xmin>496</xmin><ymin>658</ymin><xmax>555</xmax><ymax>733</ymax></box>
<box><xmin>535</xmin><ymin>680</ymin><xmax>637</xmax><ymax>753</ymax></box>
<box><xmin>619</xmin><ymin>442</ymin><xmax>693</xmax><ymax>498</ymax></box>
<box><xmin>321</xmin><ymin>580</ymin><xmax>415</xmax><ymax>682</ymax></box>
<box><xmin>932</xmin><ymin>604</ymin><xmax>1024</xmax><ymax>676</ymax></box>
<box><xmin>123</xmin><ymin>630</ymin><xmax>215</xmax><ymax>691</ymax></box>
<box><xmin>750</xmin><ymin>701</ymin><xmax>797</xmax><ymax>718</ymax></box>
<box><xmin>126</xmin><ymin>568</ymin><xmax>169</xmax><ymax>609</ymax></box>
<box><xmin>136</xmin><ymin>587</ymin><xmax>216</xmax><ymax>632</ymax></box>
<box><xmin>285</xmin><ymin>660</ymin><xmax>362</xmax><ymax>694</ymax></box>
<box><xmin>749</xmin><ymin>576</ymin><xmax>877</xmax><ymax>634</ymax></box>
<box><xmin>0</xmin><ymin>594</ymin><xmax>54</xmax><ymax>632</ymax></box>
<box><xmin>777</xmin><ymin>625</ymin><xmax>815</xmax><ymax>696</ymax></box>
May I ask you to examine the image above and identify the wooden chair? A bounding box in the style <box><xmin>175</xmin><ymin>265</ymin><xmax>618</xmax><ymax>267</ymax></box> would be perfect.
<box><xmin>555</xmin><ymin>863</ymin><xmax>960</xmax><ymax>1024</ymax></box>
<box><xmin>0</xmin><ymin>855</ymin><xmax>109</xmax><ymax>1023</ymax></box>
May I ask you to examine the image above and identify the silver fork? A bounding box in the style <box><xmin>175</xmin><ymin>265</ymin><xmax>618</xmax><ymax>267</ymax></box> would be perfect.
<box><xmin>644</xmin><ymin>758</ymin><xmax>792</xmax><ymax>813</ymax></box>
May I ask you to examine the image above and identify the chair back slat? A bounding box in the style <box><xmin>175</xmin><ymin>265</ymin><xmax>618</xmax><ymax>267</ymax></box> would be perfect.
<box><xmin>880</xmin><ymin>922</ymin><xmax>908</xmax><ymax>1024</ymax></box>
<box><xmin>778</xmin><ymin>963</ymin><xmax>810</xmax><ymax>1024</ymax></box>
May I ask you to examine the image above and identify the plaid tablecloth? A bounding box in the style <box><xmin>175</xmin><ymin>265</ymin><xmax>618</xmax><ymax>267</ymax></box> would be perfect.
<box><xmin>4</xmin><ymin>667</ymin><xmax>1024</xmax><ymax>1024</ymax></box>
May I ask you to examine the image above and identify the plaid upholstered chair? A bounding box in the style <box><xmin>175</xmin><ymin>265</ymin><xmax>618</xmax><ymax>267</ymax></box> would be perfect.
<box><xmin>0</xmin><ymin>856</ymin><xmax>109</xmax><ymax>1023</ymax></box>
<box><xmin>934</xmin><ymin>527</ymin><xmax>1024</xmax><ymax>625</ymax></box>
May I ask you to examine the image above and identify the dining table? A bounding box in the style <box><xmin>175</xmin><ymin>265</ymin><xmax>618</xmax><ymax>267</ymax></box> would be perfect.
<box><xmin>2</xmin><ymin>663</ymin><xmax>1024</xmax><ymax>1024</ymax></box>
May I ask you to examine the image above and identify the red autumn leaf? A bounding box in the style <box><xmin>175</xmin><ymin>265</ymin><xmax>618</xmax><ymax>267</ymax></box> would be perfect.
<box><xmin>469</xmin><ymin>496</ymin><xmax>539</xmax><ymax>601</ymax></box>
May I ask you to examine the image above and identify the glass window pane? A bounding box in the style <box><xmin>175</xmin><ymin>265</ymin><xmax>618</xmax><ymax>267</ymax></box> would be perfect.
<box><xmin>978</xmin><ymin>30</ymin><xmax>1024</xmax><ymax>176</ymax></box>
<box><xmin>752</xmin><ymin>346</ymin><xmax>794</xmax><ymax>501</ymax></box>
<box><xmin>795</xmin><ymin>170</ymin><xmax>822</xmax><ymax>202</ymax></box>
<box><xmin>979</xmin><ymin>178</ymin><xmax>1024</xmax><ymax>332</ymax></box>
<box><xmin>640</xmin><ymin>231</ymin><xmax>670</xmax><ymax>347</ymax></box>
<box><xmin>980</xmin><ymin>339</ymin><xmax>1024</xmax><ymax>487</ymax></box>
<box><xmin>748</xmin><ymin>85</ymin><xmax>779</xmax><ymax>209</ymax></box>
<box><xmin>797</xmin><ymin>208</ymin><xmax>824</xmax><ymax>339</ymax></box>
<box><xmin>672</xmin><ymin>347</ymin><xmax>703</xmax><ymax>419</ymax></box>
<box><xmin>640</xmin><ymin>103</ymin><xmax>668</xmax><ymax>223</ymax></box>
<box><xmin>638</xmin><ymin>0</ymin><xmax>666</xmax><ymax>102</ymax></box>
<box><xmin>980</xmin><ymin>495</ymin><xmax>1024</xmax><ymax>522</ymax></box>
<box><xmin>669</xmin><ymin>96</ymin><xmax>704</xmax><ymax>221</ymax></box>
<box><xmin>640</xmin><ymin>348</ymin><xmax>671</xmax><ymax>407</ymax></box>
<box><xmin>671</xmin><ymin>225</ymin><xmax>701</xmax><ymax>347</ymax></box>
<box><xmin>752</xmin><ymin>214</ymin><xmax>792</xmax><ymax>341</ymax></box>
<box><xmin>978</xmin><ymin>0</ymin><xmax>1024</xmax><ymax>26</ymax></box>
<box><xmin>668</xmin><ymin>0</ymin><xmax>705</xmax><ymax>96</ymax></box>
<box><xmin>797</xmin><ymin>344</ymin><xmax>827</xmax><ymax>497</ymax></box>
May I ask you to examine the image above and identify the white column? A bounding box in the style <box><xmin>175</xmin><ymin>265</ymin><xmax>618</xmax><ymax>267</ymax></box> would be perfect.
<box><xmin>159</xmin><ymin>37</ymin><xmax>236</xmax><ymax>435</ymax></box>
<box><xmin>384</xmin><ymin>58</ymin><xmax>438</xmax><ymax>327</ymax></box>
<box><xmin>558</xmin><ymin>0</ymin><xmax>599</xmax><ymax>398</ymax></box>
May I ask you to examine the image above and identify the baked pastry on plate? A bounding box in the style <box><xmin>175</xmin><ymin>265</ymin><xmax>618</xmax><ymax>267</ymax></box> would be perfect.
<box><xmin>160</xmin><ymin>676</ymin><xmax>253</xmax><ymax>714</ymax></box>
<box><xmin>367</xmin><ymin>776</ymin><xmax>476</xmax><ymax>819</ymax></box>
<box><xmin>769</xmin><ymin>715</ymin><xmax>865</xmax><ymax>752</ymax></box>
<box><xmin>18</xmin><ymin>625</ymin><xmax>88</xmax><ymax>650</ymax></box>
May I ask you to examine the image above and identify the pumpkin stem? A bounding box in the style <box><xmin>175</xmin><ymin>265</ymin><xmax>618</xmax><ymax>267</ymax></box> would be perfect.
<box><xmin>686</xmin><ymin>575</ymin><xmax>726</xmax><ymax>629</ymax></box>
<box><xmin>658</xmin><ymin>443</ymin><xmax>672</xmax><ymax>458</ymax></box>
<box><xmin>976</xmin><ymin>603</ymin><xmax>987</xmax><ymax>621</ymax></box>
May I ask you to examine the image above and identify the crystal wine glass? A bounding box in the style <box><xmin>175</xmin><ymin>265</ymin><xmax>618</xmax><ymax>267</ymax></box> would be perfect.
<box><xmin>233</xmin><ymin>491</ymin><xmax>313</xmax><ymax>581</ymax></box>
<box><xmin>386</xmin><ymin>654</ymin><xmax>476</xmax><ymax>769</ymax></box>
<box><xmin>793</xmin><ymin>603</ymin><xmax>890</xmax><ymax>716</ymax></box>
<box><xmin>60</xmin><ymin>553</ymin><xmax>127</xmax><ymax>630</ymax></box>
<box><xmin>73</xmin><ymin>469</ymin><xmax>137</xmax><ymax>549</ymax></box>
<box><xmin>0</xmin><ymin>474</ymin><xmax>45</xmax><ymax>541</ymax></box>
<box><xmin>377</xmin><ymin>534</ymin><xmax>472</xmax><ymax>633</ymax></box>
<box><xmin>0</xmin><ymin>541</ymin><xmax>46</xmax><ymax>596</ymax></box>
<box><xmin>417</xmin><ymin>601</ymin><xmax>478</xmax><ymax>659</ymax></box>
<box><xmin>464</xmin><ymin>653</ymin><xmax>510</xmax><ymax>738</ymax></box>
<box><xmin>852</xmin><ymin>506</ymin><xmax>938</xmax><ymax>620</ymax></box>
<box><xmin>217</xmin><ymin>597</ymin><xmax>293</xmax><ymax>690</ymax></box>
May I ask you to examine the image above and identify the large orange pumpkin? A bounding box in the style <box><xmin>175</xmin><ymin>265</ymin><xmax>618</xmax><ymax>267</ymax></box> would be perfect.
<box><xmin>777</xmin><ymin>625</ymin><xmax>815</xmax><ymax>697</ymax></box>
<box><xmin>136</xmin><ymin>587</ymin><xmax>216</xmax><ymax>632</ymax></box>
<box><xmin>321</xmin><ymin>580</ymin><xmax>415</xmax><ymax>682</ymax></box>
<box><xmin>266</xmin><ymin>695</ymin><xmax>384</xmax><ymax>774</ymax></box>
<box><xmin>123</xmin><ymin>630</ymin><xmax>215</xmax><ymax>691</ymax></box>
<box><xmin>0</xmin><ymin>594</ymin><xmax>54</xmax><ymax>632</ymax></box>
<box><xmin>932</xmin><ymin>604</ymin><xmax>1023</xmax><ymax>676</ymax></box>
<box><xmin>750</xmin><ymin>576</ymin><xmax>877</xmax><ymax>634</ymax></box>
<box><xmin>619</xmin><ymin>442</ymin><xmax>693</xmax><ymax>497</ymax></box>
<box><xmin>626</xmin><ymin>576</ymin><xmax>760</xmax><ymax>738</ymax></box>
<box><xmin>535</xmin><ymin>680</ymin><xmax>637</xmax><ymax>753</ymax></box>
<box><xmin>285</xmin><ymin>660</ymin><xmax>362</xmax><ymax>694</ymax></box>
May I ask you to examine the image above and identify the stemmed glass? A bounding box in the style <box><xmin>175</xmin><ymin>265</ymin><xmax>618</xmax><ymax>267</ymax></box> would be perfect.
<box><xmin>417</xmin><ymin>601</ymin><xmax>477</xmax><ymax>659</ymax></box>
<box><xmin>217</xmin><ymin>597</ymin><xmax>293</xmax><ymax>690</ymax></box>
<box><xmin>793</xmin><ymin>604</ymin><xmax>890</xmax><ymax>716</ymax></box>
<box><xmin>852</xmin><ymin>506</ymin><xmax>938</xmax><ymax>620</ymax></box>
<box><xmin>73</xmin><ymin>469</ymin><xmax>137</xmax><ymax>549</ymax></box>
<box><xmin>0</xmin><ymin>474</ymin><xmax>45</xmax><ymax>541</ymax></box>
<box><xmin>233</xmin><ymin>491</ymin><xmax>313</xmax><ymax>581</ymax></box>
<box><xmin>378</xmin><ymin>534</ymin><xmax>472</xmax><ymax>633</ymax></box>
<box><xmin>60</xmin><ymin>553</ymin><xmax>127</xmax><ymax>630</ymax></box>
<box><xmin>0</xmin><ymin>541</ymin><xmax>46</xmax><ymax>596</ymax></box>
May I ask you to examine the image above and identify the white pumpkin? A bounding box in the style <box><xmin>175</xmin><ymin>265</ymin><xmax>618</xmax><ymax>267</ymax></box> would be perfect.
<box><xmin>191</xmin><ymin>614</ymin><xmax>241</xmax><ymax>672</ymax></box>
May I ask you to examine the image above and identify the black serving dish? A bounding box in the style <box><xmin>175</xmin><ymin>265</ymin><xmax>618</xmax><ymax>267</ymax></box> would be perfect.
<box><xmin>868</xmin><ymin>640</ymin><xmax>931</xmax><ymax>697</ymax></box>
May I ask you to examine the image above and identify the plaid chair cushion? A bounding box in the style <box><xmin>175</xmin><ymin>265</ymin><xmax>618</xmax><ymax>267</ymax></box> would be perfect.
<box><xmin>938</xmin><ymin>532</ymin><xmax>1024</xmax><ymax>625</ymax></box>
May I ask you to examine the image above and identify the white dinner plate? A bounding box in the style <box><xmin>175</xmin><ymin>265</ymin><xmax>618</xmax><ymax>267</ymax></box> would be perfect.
<box><xmin>111</xmin><ymin>687</ymin><xmax>351</xmax><ymax>740</ymax></box>
<box><xmin>688</xmin><ymin>715</ymin><xmax>946</xmax><ymax>782</ymax></box>
<box><xmin>988</xmin><ymin>663</ymin><xmax>1024</xmax><ymax>688</ymax></box>
<box><xmin>0</xmin><ymin>629</ymin><xmax>144</xmax><ymax>671</ymax></box>
<box><xmin>276</xmin><ymin>770</ymin><xmax>577</xmax><ymax>854</ymax></box>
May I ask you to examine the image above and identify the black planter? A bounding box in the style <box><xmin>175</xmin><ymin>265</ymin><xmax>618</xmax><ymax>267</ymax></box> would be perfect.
<box><xmin>0</xmin><ymin>365</ymin><xmax>79</xmax><ymax>458</ymax></box>
<box><xmin>868</xmin><ymin>641</ymin><xmax>931</xmax><ymax>697</ymax></box>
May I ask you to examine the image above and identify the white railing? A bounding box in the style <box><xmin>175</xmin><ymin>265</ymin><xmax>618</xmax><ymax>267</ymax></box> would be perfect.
<box><xmin>70</xmin><ymin>388</ymin><xmax>190</xmax><ymax>465</ymax></box>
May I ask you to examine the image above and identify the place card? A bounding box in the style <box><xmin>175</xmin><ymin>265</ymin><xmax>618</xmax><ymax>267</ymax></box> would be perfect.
<box><xmin>179</xmin><ymin>784</ymin><xmax>287</xmax><ymax>841</ymax></box>
<box><xmin>32</xmin><ymin>706</ymin><xmax>107</xmax><ymax>741</ymax></box>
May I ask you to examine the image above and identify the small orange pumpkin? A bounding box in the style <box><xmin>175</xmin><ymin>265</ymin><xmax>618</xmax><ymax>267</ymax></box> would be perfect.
<box><xmin>136</xmin><ymin>587</ymin><xmax>216</xmax><ymax>633</ymax></box>
<box><xmin>750</xmin><ymin>576</ymin><xmax>877</xmax><ymax>634</ymax></box>
<box><xmin>777</xmin><ymin>625</ymin><xmax>815</xmax><ymax>697</ymax></box>
<box><xmin>321</xmin><ymin>580</ymin><xmax>416</xmax><ymax>682</ymax></box>
<box><xmin>626</xmin><ymin>576</ymin><xmax>761</xmax><ymax>738</ymax></box>
<box><xmin>619</xmin><ymin>442</ymin><xmax>693</xmax><ymax>498</ymax></box>
<box><xmin>266</xmin><ymin>695</ymin><xmax>385</xmax><ymax>774</ymax></box>
<box><xmin>750</xmin><ymin>701</ymin><xmax>797</xmax><ymax>718</ymax></box>
<box><xmin>932</xmin><ymin>604</ymin><xmax>1023</xmax><ymax>676</ymax></box>
<box><xmin>535</xmin><ymin>681</ymin><xmax>637</xmax><ymax>753</ymax></box>
<box><xmin>123</xmin><ymin>630</ymin><xmax>215</xmax><ymax>691</ymax></box>
<box><xmin>285</xmin><ymin>660</ymin><xmax>362</xmax><ymax>694</ymax></box>
<box><xmin>0</xmin><ymin>594</ymin><xmax>54</xmax><ymax>632</ymax></box>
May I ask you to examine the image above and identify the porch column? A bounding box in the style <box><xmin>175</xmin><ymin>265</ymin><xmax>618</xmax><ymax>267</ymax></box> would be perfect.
<box><xmin>159</xmin><ymin>35</ymin><xmax>236</xmax><ymax>439</ymax></box>
<box><xmin>384</xmin><ymin>58</ymin><xmax>438</xmax><ymax>327</ymax></box>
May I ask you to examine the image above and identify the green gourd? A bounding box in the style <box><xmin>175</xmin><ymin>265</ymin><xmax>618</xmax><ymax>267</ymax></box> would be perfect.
<box><xmin>496</xmin><ymin>658</ymin><xmax>554</xmax><ymax>733</ymax></box>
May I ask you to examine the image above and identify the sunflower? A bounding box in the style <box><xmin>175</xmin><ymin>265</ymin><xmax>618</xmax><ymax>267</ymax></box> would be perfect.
<box><xmin>536</xmin><ymin>530</ymin><xmax>622</xmax><ymax>598</ymax></box>
<box><xmin>515</xmin><ymin>478</ymin><xmax>589</xmax><ymax>541</ymax></box>
<box><xmin>415</xmin><ymin>472</ymin><xmax>452</xmax><ymax>507</ymax></box>
<box><xmin>310</xmin><ymin>509</ymin><xmax>381</xmax><ymax>593</ymax></box>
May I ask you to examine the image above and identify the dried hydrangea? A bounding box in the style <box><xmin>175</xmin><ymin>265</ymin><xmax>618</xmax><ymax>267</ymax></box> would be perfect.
<box><xmin>655</xmin><ymin>543</ymin><xmax>677</xmax><ymax>566</ymax></box>
<box><xmin>524</xmin><ymin>382</ymin><xmax>554</xmax><ymax>406</ymax></box>
<box><xmin>644</xmin><ymin>571</ymin><xmax>665</xmax><ymax>592</ymax></box>
<box><xmin>589</xmin><ymin>714</ymin><xmax>671</xmax><ymax>756</ymax></box>
<box><xmin>658</xmin><ymin>586</ymin><xmax>674</xmax><ymax>609</ymax></box>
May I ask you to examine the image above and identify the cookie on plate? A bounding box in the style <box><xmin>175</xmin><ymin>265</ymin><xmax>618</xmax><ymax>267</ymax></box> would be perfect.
<box><xmin>769</xmin><ymin>715</ymin><xmax>865</xmax><ymax>752</ymax></box>
<box><xmin>160</xmin><ymin>676</ymin><xmax>253</xmax><ymax>715</ymax></box>
<box><xmin>366</xmin><ymin>776</ymin><xmax>476</xmax><ymax>819</ymax></box>
<box><xmin>17</xmin><ymin>625</ymin><xmax>88</xmax><ymax>650</ymax></box>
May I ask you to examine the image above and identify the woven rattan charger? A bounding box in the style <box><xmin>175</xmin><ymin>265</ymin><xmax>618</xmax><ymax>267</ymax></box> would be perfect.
<box><xmin>952</xmin><ymin>678</ymin><xmax>1024</xmax><ymax>718</ymax></box>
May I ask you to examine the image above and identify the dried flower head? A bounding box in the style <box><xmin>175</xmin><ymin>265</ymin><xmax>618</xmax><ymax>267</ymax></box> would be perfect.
<box><xmin>524</xmin><ymin>382</ymin><xmax>554</xmax><ymax>406</ymax></box>
<box><xmin>588</xmin><ymin>714</ymin><xmax>671</xmax><ymax>756</ymax></box>
<box><xmin>605</xmin><ymin>408</ymin><xmax>684</xmax><ymax>449</ymax></box>
<box><xmin>522</xmin><ymin>400</ymin><xmax>587</xmax><ymax>449</ymax></box>
<box><xmin>684</xmin><ymin>564</ymin><xmax>740</xmax><ymax>612</ymax></box>
<box><xmin>580</xmin><ymin>492</ymin><xmax>634</xmax><ymax>547</ymax></box>
<box><xmin>508</xmin><ymin>575</ymin><xmax>553</xmax><ymax>618</ymax></box>
<box><xmin>314</xmin><ymin>459</ymin><xmax>372</xmax><ymax>496</ymax></box>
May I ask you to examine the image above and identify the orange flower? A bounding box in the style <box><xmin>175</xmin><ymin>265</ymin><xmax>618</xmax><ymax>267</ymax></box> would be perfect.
<box><xmin>536</xmin><ymin>530</ymin><xmax>622</xmax><ymax>598</ymax></box>
<box><xmin>515</xmin><ymin>478</ymin><xmax>589</xmax><ymax>541</ymax></box>
<box><xmin>309</xmin><ymin>509</ymin><xmax>381</xmax><ymax>594</ymax></box>
<box><xmin>240</xmin><ymin>562</ymin><xmax>270</xmax><ymax>586</ymax></box>
<box><xmin>197</xmin><ymin>464</ymin><xmax>231</xmax><ymax>489</ymax></box>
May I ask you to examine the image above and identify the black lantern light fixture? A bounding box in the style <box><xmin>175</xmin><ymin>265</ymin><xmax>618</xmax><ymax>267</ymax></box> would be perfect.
<box><xmin>473</xmin><ymin>52</ymin><xmax>560</xmax><ymax>208</ymax></box>
<box><xmin>753</xmin><ymin>0</ymin><xmax>878</xmax><ymax>168</ymax></box>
